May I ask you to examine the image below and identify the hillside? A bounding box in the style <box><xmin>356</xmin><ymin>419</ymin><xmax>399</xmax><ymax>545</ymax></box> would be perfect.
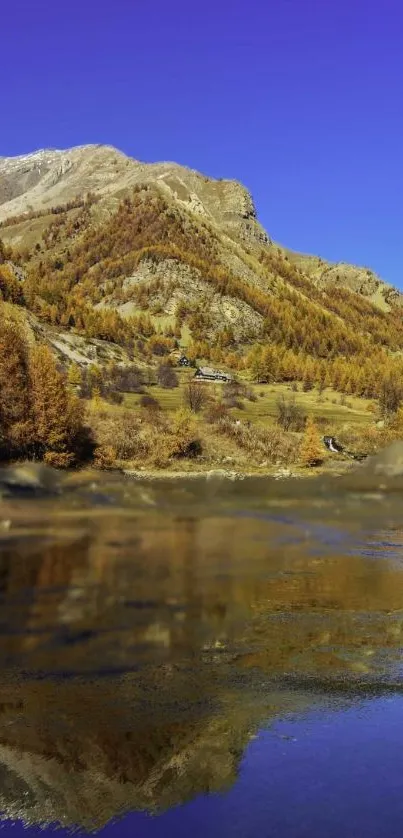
<box><xmin>0</xmin><ymin>144</ymin><xmax>403</xmax><ymax>471</ymax></box>
<box><xmin>1</xmin><ymin>145</ymin><xmax>401</xmax><ymax>306</ymax></box>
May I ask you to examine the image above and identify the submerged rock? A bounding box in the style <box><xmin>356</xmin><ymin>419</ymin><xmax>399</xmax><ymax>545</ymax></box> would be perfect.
<box><xmin>0</xmin><ymin>463</ymin><xmax>62</xmax><ymax>496</ymax></box>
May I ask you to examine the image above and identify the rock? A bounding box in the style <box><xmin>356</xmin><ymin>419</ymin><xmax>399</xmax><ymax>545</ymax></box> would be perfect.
<box><xmin>0</xmin><ymin>463</ymin><xmax>62</xmax><ymax>496</ymax></box>
<box><xmin>205</xmin><ymin>470</ymin><xmax>243</xmax><ymax>481</ymax></box>
<box><xmin>362</xmin><ymin>441</ymin><xmax>403</xmax><ymax>477</ymax></box>
<box><xmin>273</xmin><ymin>468</ymin><xmax>292</xmax><ymax>479</ymax></box>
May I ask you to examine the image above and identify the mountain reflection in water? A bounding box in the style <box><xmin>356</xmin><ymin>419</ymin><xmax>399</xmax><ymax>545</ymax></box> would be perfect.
<box><xmin>0</xmin><ymin>470</ymin><xmax>403</xmax><ymax>832</ymax></box>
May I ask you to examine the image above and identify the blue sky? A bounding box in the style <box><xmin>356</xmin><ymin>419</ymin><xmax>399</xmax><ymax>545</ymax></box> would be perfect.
<box><xmin>2</xmin><ymin>0</ymin><xmax>403</xmax><ymax>286</ymax></box>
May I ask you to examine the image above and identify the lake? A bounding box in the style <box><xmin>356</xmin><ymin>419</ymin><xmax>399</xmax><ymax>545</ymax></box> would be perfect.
<box><xmin>0</xmin><ymin>465</ymin><xmax>403</xmax><ymax>836</ymax></box>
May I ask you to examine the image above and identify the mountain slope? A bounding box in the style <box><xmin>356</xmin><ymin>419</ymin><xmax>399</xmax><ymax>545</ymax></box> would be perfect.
<box><xmin>1</xmin><ymin>144</ymin><xmax>400</xmax><ymax>309</ymax></box>
<box><xmin>1</xmin><ymin>144</ymin><xmax>403</xmax><ymax>404</ymax></box>
<box><xmin>0</xmin><ymin>145</ymin><xmax>268</xmax><ymax>252</ymax></box>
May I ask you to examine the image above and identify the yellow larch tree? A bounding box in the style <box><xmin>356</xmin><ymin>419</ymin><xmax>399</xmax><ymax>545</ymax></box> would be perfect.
<box><xmin>300</xmin><ymin>417</ymin><xmax>324</xmax><ymax>467</ymax></box>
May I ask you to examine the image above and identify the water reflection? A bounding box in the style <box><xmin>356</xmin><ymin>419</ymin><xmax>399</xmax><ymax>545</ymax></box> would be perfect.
<box><xmin>0</xmin><ymin>478</ymin><xmax>402</xmax><ymax>829</ymax></box>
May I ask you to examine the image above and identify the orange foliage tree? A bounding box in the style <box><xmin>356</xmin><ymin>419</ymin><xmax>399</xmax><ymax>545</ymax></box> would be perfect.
<box><xmin>300</xmin><ymin>417</ymin><xmax>324</xmax><ymax>467</ymax></box>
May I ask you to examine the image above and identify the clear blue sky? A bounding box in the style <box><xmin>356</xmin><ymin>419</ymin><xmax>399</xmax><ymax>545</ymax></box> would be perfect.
<box><xmin>2</xmin><ymin>0</ymin><xmax>403</xmax><ymax>286</ymax></box>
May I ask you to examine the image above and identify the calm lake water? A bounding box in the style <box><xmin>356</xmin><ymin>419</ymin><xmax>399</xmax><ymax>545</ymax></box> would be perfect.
<box><xmin>1</xmin><ymin>466</ymin><xmax>403</xmax><ymax>837</ymax></box>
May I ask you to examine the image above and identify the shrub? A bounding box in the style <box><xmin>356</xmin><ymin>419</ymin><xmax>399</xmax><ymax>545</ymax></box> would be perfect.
<box><xmin>140</xmin><ymin>394</ymin><xmax>161</xmax><ymax>411</ymax></box>
<box><xmin>113</xmin><ymin>411</ymin><xmax>144</xmax><ymax>459</ymax></box>
<box><xmin>108</xmin><ymin>390</ymin><xmax>124</xmax><ymax>405</ymax></box>
<box><xmin>93</xmin><ymin>445</ymin><xmax>117</xmax><ymax>469</ymax></box>
<box><xmin>88</xmin><ymin>408</ymin><xmax>143</xmax><ymax>461</ymax></box>
<box><xmin>169</xmin><ymin>409</ymin><xmax>202</xmax><ymax>459</ymax></box>
<box><xmin>222</xmin><ymin>380</ymin><xmax>246</xmax><ymax>409</ymax></box>
<box><xmin>302</xmin><ymin>375</ymin><xmax>314</xmax><ymax>392</ymax></box>
<box><xmin>114</xmin><ymin>364</ymin><xmax>143</xmax><ymax>393</ymax></box>
<box><xmin>157</xmin><ymin>361</ymin><xmax>178</xmax><ymax>389</ymax></box>
<box><xmin>379</xmin><ymin>377</ymin><xmax>402</xmax><ymax>418</ymax></box>
<box><xmin>148</xmin><ymin>335</ymin><xmax>175</xmax><ymax>356</ymax></box>
<box><xmin>43</xmin><ymin>451</ymin><xmax>76</xmax><ymax>468</ymax></box>
<box><xmin>313</xmin><ymin>415</ymin><xmax>329</xmax><ymax>430</ymax></box>
<box><xmin>81</xmin><ymin>363</ymin><xmax>144</xmax><ymax>403</ymax></box>
<box><xmin>216</xmin><ymin>417</ymin><xmax>299</xmax><ymax>465</ymax></box>
<box><xmin>185</xmin><ymin>381</ymin><xmax>208</xmax><ymax>413</ymax></box>
<box><xmin>140</xmin><ymin>408</ymin><xmax>202</xmax><ymax>466</ymax></box>
<box><xmin>336</xmin><ymin>424</ymin><xmax>379</xmax><ymax>457</ymax></box>
<box><xmin>276</xmin><ymin>396</ymin><xmax>306</xmax><ymax>432</ymax></box>
<box><xmin>224</xmin><ymin>394</ymin><xmax>244</xmax><ymax>409</ymax></box>
<box><xmin>205</xmin><ymin>402</ymin><xmax>229</xmax><ymax>424</ymax></box>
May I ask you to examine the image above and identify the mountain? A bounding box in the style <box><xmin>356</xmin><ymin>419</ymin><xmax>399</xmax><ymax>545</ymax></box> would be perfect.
<box><xmin>1</xmin><ymin>143</ymin><xmax>403</xmax><ymax>405</ymax></box>
<box><xmin>0</xmin><ymin>144</ymin><xmax>264</xmax><ymax>233</ymax></box>
<box><xmin>0</xmin><ymin>144</ymin><xmax>399</xmax><ymax>308</ymax></box>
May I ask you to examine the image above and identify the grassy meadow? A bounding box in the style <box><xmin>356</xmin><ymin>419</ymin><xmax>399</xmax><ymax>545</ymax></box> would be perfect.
<box><xmin>124</xmin><ymin>371</ymin><xmax>373</xmax><ymax>429</ymax></box>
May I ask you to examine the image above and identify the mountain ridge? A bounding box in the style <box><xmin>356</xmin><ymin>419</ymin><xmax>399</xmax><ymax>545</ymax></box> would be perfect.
<box><xmin>0</xmin><ymin>143</ymin><xmax>399</xmax><ymax>311</ymax></box>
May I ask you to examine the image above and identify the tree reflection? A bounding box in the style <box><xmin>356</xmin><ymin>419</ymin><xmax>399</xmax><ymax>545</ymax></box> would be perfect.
<box><xmin>0</xmin><ymin>502</ymin><xmax>401</xmax><ymax>828</ymax></box>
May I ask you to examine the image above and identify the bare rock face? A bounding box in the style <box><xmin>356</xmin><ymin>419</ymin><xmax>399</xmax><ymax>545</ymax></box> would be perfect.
<box><xmin>0</xmin><ymin>145</ymin><xmax>265</xmax><ymax>246</ymax></box>
<box><xmin>285</xmin><ymin>249</ymin><xmax>401</xmax><ymax>310</ymax></box>
<box><xmin>0</xmin><ymin>145</ymin><xmax>128</xmax><ymax>219</ymax></box>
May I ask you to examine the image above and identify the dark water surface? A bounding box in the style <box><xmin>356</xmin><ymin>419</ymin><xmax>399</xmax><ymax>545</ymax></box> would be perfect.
<box><xmin>1</xmin><ymin>466</ymin><xmax>403</xmax><ymax>836</ymax></box>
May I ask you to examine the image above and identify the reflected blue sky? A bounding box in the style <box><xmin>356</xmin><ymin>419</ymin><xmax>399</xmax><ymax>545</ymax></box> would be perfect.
<box><xmin>2</xmin><ymin>696</ymin><xmax>403</xmax><ymax>838</ymax></box>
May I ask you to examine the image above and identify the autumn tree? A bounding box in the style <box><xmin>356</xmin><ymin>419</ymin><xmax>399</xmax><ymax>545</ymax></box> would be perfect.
<box><xmin>300</xmin><ymin>417</ymin><xmax>324</xmax><ymax>467</ymax></box>
<box><xmin>0</xmin><ymin>312</ymin><xmax>32</xmax><ymax>456</ymax></box>
<box><xmin>148</xmin><ymin>335</ymin><xmax>175</xmax><ymax>356</ymax></box>
<box><xmin>302</xmin><ymin>363</ymin><xmax>315</xmax><ymax>392</ymax></box>
<box><xmin>276</xmin><ymin>396</ymin><xmax>306</xmax><ymax>432</ymax></box>
<box><xmin>29</xmin><ymin>344</ymin><xmax>84</xmax><ymax>465</ymax></box>
<box><xmin>185</xmin><ymin>381</ymin><xmax>208</xmax><ymax>413</ymax></box>
<box><xmin>247</xmin><ymin>346</ymin><xmax>266</xmax><ymax>383</ymax></box>
<box><xmin>0</xmin><ymin>264</ymin><xmax>24</xmax><ymax>305</ymax></box>
<box><xmin>80</xmin><ymin>364</ymin><xmax>103</xmax><ymax>399</ymax></box>
<box><xmin>379</xmin><ymin>376</ymin><xmax>402</xmax><ymax>418</ymax></box>
<box><xmin>67</xmin><ymin>362</ymin><xmax>82</xmax><ymax>388</ymax></box>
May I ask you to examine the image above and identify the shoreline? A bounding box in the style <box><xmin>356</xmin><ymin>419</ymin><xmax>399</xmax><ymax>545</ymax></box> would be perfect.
<box><xmin>0</xmin><ymin>458</ymin><xmax>357</xmax><ymax>497</ymax></box>
<box><xmin>122</xmin><ymin>461</ymin><xmax>354</xmax><ymax>481</ymax></box>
